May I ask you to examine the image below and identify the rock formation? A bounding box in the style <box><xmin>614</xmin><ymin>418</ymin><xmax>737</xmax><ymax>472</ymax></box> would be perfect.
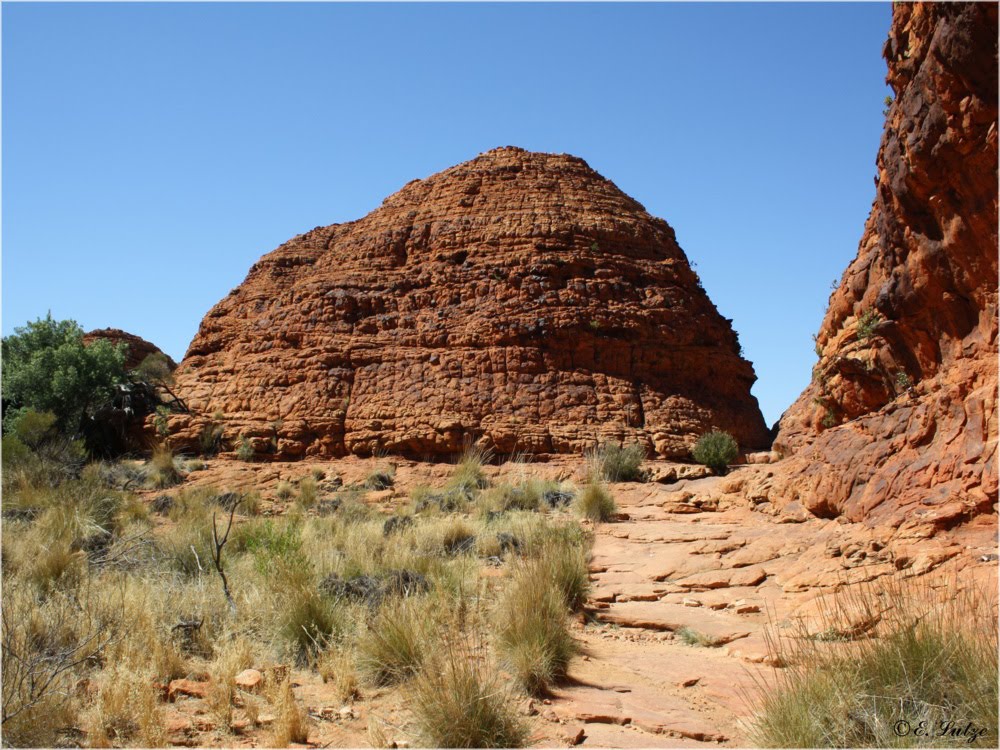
<box><xmin>170</xmin><ymin>147</ymin><xmax>770</xmax><ymax>460</ymax></box>
<box><xmin>83</xmin><ymin>328</ymin><xmax>177</xmax><ymax>372</ymax></box>
<box><xmin>769</xmin><ymin>2</ymin><xmax>997</xmax><ymax>528</ymax></box>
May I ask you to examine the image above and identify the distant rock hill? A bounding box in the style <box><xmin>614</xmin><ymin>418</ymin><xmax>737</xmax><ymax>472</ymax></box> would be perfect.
<box><xmin>770</xmin><ymin>2</ymin><xmax>998</xmax><ymax>527</ymax></box>
<box><xmin>170</xmin><ymin>147</ymin><xmax>770</xmax><ymax>460</ymax></box>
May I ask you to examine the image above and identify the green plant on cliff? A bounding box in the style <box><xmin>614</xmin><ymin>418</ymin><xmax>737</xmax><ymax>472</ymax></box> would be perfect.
<box><xmin>692</xmin><ymin>430</ymin><xmax>738</xmax><ymax>474</ymax></box>
<box><xmin>236</xmin><ymin>435</ymin><xmax>255</xmax><ymax>462</ymax></box>
<box><xmin>856</xmin><ymin>309</ymin><xmax>882</xmax><ymax>341</ymax></box>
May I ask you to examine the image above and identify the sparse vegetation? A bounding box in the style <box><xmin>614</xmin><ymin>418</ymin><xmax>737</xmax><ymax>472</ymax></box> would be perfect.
<box><xmin>0</xmin><ymin>434</ymin><xmax>595</xmax><ymax>746</ymax></box>
<box><xmin>749</xmin><ymin>580</ymin><xmax>998</xmax><ymax>748</ymax></box>
<box><xmin>146</xmin><ymin>444</ymin><xmax>183</xmax><ymax>489</ymax></box>
<box><xmin>365</xmin><ymin>465</ymin><xmax>396</xmax><ymax>490</ymax></box>
<box><xmin>692</xmin><ymin>430</ymin><xmax>738</xmax><ymax>474</ymax></box>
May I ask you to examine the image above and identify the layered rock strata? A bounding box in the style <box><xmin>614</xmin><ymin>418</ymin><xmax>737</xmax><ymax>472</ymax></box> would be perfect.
<box><xmin>770</xmin><ymin>2</ymin><xmax>998</xmax><ymax>527</ymax></box>
<box><xmin>170</xmin><ymin>147</ymin><xmax>770</xmax><ymax>460</ymax></box>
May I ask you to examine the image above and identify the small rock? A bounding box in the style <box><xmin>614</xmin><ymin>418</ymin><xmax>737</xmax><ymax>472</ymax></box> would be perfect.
<box><xmin>736</xmin><ymin>604</ymin><xmax>761</xmax><ymax>614</ymax></box>
<box><xmin>678</xmin><ymin>677</ymin><xmax>700</xmax><ymax>688</ymax></box>
<box><xmin>234</xmin><ymin>668</ymin><xmax>263</xmax><ymax>692</ymax></box>
<box><xmin>542</xmin><ymin>709</ymin><xmax>561</xmax><ymax>723</ymax></box>
<box><xmin>167</xmin><ymin>679</ymin><xmax>209</xmax><ymax>702</ymax></box>
<box><xmin>338</xmin><ymin>706</ymin><xmax>355</xmax><ymax>720</ymax></box>
<box><xmin>519</xmin><ymin>699</ymin><xmax>538</xmax><ymax>716</ymax></box>
<box><xmin>566</xmin><ymin>727</ymin><xmax>586</xmax><ymax>746</ymax></box>
<box><xmin>682</xmin><ymin>597</ymin><xmax>702</xmax><ymax>607</ymax></box>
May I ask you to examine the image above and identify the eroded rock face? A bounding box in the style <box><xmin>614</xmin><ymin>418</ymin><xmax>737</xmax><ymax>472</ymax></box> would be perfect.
<box><xmin>83</xmin><ymin>328</ymin><xmax>177</xmax><ymax>372</ymax></box>
<box><xmin>171</xmin><ymin>147</ymin><xmax>770</xmax><ymax>460</ymax></box>
<box><xmin>771</xmin><ymin>2</ymin><xmax>998</xmax><ymax>527</ymax></box>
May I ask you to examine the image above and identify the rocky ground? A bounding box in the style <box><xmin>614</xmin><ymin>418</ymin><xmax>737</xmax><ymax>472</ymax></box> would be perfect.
<box><xmin>148</xmin><ymin>455</ymin><xmax>997</xmax><ymax>748</ymax></box>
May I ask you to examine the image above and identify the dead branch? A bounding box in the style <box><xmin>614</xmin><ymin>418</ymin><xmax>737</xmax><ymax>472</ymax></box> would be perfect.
<box><xmin>212</xmin><ymin>497</ymin><xmax>243</xmax><ymax>613</ymax></box>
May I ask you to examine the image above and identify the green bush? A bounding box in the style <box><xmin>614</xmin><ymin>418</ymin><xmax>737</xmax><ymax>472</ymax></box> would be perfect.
<box><xmin>589</xmin><ymin>442</ymin><xmax>645</xmax><ymax>482</ymax></box>
<box><xmin>692</xmin><ymin>431</ymin><xmax>738</xmax><ymax>474</ymax></box>
<box><xmin>2</xmin><ymin>315</ymin><xmax>126</xmax><ymax>435</ymax></box>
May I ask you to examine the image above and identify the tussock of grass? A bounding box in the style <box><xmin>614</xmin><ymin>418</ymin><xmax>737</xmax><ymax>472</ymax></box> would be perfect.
<box><xmin>574</xmin><ymin>480</ymin><xmax>616</xmax><ymax>522</ymax></box>
<box><xmin>448</xmin><ymin>445</ymin><xmax>492</xmax><ymax>496</ymax></box>
<box><xmin>587</xmin><ymin>441</ymin><xmax>645</xmax><ymax>482</ymax></box>
<box><xmin>409</xmin><ymin>637</ymin><xmax>529</xmax><ymax>748</ymax></box>
<box><xmin>318</xmin><ymin>645</ymin><xmax>361</xmax><ymax>702</ymax></box>
<box><xmin>297</xmin><ymin>476</ymin><xmax>318</xmax><ymax>508</ymax></box>
<box><xmin>494</xmin><ymin>562</ymin><xmax>578</xmax><ymax>694</ymax></box>
<box><xmin>357</xmin><ymin>597</ymin><xmax>437</xmax><ymax>686</ymax></box>
<box><xmin>748</xmin><ymin>580</ymin><xmax>999</xmax><ymax>748</ymax></box>
<box><xmin>365</xmin><ymin>465</ymin><xmax>396</xmax><ymax>490</ymax></box>
<box><xmin>275</xmin><ymin>480</ymin><xmax>294</xmax><ymax>500</ymax></box>
<box><xmin>270</xmin><ymin>679</ymin><xmax>310</xmax><ymax>745</ymax></box>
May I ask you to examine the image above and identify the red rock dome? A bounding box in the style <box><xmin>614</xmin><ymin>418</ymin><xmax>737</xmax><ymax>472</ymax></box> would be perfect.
<box><xmin>170</xmin><ymin>147</ymin><xmax>770</xmax><ymax>460</ymax></box>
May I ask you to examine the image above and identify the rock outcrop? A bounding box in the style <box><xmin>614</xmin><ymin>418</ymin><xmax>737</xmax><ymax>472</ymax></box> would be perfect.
<box><xmin>170</xmin><ymin>147</ymin><xmax>770</xmax><ymax>460</ymax></box>
<box><xmin>770</xmin><ymin>2</ymin><xmax>997</xmax><ymax>528</ymax></box>
<box><xmin>83</xmin><ymin>328</ymin><xmax>177</xmax><ymax>372</ymax></box>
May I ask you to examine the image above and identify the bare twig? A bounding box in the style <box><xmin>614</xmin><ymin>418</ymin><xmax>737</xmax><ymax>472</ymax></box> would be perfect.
<box><xmin>212</xmin><ymin>497</ymin><xmax>242</xmax><ymax>613</ymax></box>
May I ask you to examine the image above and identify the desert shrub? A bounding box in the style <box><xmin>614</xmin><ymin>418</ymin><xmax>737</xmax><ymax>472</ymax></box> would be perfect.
<box><xmin>275</xmin><ymin>480</ymin><xmax>295</xmax><ymax>500</ymax></box>
<box><xmin>692</xmin><ymin>430</ymin><xmax>738</xmax><ymax>474</ymax></box>
<box><xmin>146</xmin><ymin>444</ymin><xmax>182</xmax><ymax>489</ymax></box>
<box><xmin>409</xmin><ymin>638</ymin><xmax>528</xmax><ymax>748</ymax></box>
<box><xmin>574</xmin><ymin>481</ymin><xmax>616</xmax><ymax>522</ymax></box>
<box><xmin>357</xmin><ymin>597</ymin><xmax>437</xmax><ymax>686</ymax></box>
<box><xmin>1</xmin><ymin>314</ymin><xmax>126</xmax><ymax>435</ymax></box>
<box><xmin>494</xmin><ymin>563</ymin><xmax>577</xmax><ymax>694</ymax></box>
<box><xmin>749</xmin><ymin>581</ymin><xmax>998</xmax><ymax>748</ymax></box>
<box><xmin>132</xmin><ymin>352</ymin><xmax>173</xmax><ymax>385</ymax></box>
<box><xmin>236</xmin><ymin>435</ymin><xmax>255</xmax><ymax>462</ymax></box>
<box><xmin>310</xmin><ymin>466</ymin><xmax>326</xmax><ymax>481</ymax></box>
<box><xmin>439</xmin><ymin>518</ymin><xmax>477</xmax><ymax>556</ymax></box>
<box><xmin>588</xmin><ymin>441</ymin><xmax>645</xmax><ymax>482</ymax></box>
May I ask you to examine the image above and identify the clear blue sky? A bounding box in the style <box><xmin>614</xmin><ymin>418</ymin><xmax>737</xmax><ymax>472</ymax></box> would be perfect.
<box><xmin>2</xmin><ymin>1</ymin><xmax>892</xmax><ymax>427</ymax></box>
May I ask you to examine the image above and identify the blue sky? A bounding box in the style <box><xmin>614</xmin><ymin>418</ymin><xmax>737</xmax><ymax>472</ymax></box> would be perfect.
<box><xmin>2</xmin><ymin>1</ymin><xmax>892</xmax><ymax>427</ymax></box>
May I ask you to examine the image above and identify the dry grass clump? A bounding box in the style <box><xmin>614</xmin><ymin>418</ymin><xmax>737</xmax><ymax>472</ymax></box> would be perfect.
<box><xmin>275</xmin><ymin>480</ymin><xmax>295</xmax><ymax>500</ymax></box>
<box><xmin>748</xmin><ymin>579</ymin><xmax>999</xmax><ymax>748</ymax></box>
<box><xmin>146</xmin><ymin>444</ymin><xmax>183</xmax><ymax>489</ymax></box>
<box><xmin>448</xmin><ymin>445</ymin><xmax>492</xmax><ymax>496</ymax></box>
<box><xmin>365</xmin><ymin>464</ymin><xmax>396</xmax><ymax>490</ymax></box>
<box><xmin>318</xmin><ymin>645</ymin><xmax>361</xmax><ymax>702</ymax></box>
<box><xmin>270</xmin><ymin>678</ymin><xmax>310</xmax><ymax>745</ymax></box>
<box><xmin>675</xmin><ymin>626</ymin><xmax>723</xmax><ymax>648</ymax></box>
<box><xmin>494</xmin><ymin>561</ymin><xmax>578</xmax><ymax>694</ymax></box>
<box><xmin>357</xmin><ymin>597</ymin><xmax>438</xmax><ymax>686</ymax></box>
<box><xmin>574</xmin><ymin>479</ymin><xmax>617</xmax><ymax>522</ymax></box>
<box><xmin>85</xmin><ymin>662</ymin><xmax>166</xmax><ymax>748</ymax></box>
<box><xmin>409</xmin><ymin>636</ymin><xmax>529</xmax><ymax>748</ymax></box>
<box><xmin>587</xmin><ymin>441</ymin><xmax>646</xmax><ymax>482</ymax></box>
<box><xmin>297</xmin><ymin>476</ymin><xmax>318</xmax><ymax>508</ymax></box>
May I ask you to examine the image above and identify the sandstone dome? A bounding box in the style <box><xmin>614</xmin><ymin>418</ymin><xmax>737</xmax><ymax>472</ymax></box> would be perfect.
<box><xmin>170</xmin><ymin>147</ymin><xmax>770</xmax><ymax>460</ymax></box>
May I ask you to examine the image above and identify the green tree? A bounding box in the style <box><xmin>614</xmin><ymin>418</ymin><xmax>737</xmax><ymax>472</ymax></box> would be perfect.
<box><xmin>2</xmin><ymin>314</ymin><xmax>127</xmax><ymax>435</ymax></box>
